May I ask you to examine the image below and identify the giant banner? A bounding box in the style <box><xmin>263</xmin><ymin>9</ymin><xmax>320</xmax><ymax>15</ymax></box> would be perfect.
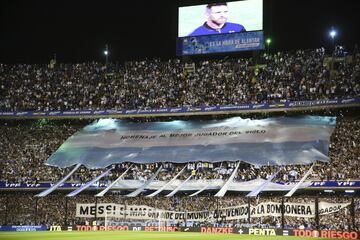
<box><xmin>76</xmin><ymin>201</ymin><xmax>350</xmax><ymax>221</ymax></box>
<box><xmin>46</xmin><ymin>116</ymin><xmax>336</xmax><ymax>168</ymax></box>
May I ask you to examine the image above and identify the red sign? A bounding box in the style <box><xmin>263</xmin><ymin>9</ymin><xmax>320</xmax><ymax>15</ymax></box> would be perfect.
<box><xmin>75</xmin><ymin>225</ymin><xmax>129</xmax><ymax>231</ymax></box>
<box><xmin>200</xmin><ymin>227</ymin><xmax>234</xmax><ymax>234</ymax></box>
<box><xmin>294</xmin><ymin>229</ymin><xmax>358</xmax><ymax>239</ymax></box>
<box><xmin>144</xmin><ymin>226</ymin><xmax>179</xmax><ymax>232</ymax></box>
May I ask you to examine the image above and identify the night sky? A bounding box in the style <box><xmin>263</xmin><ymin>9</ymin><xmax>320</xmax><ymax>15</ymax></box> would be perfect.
<box><xmin>0</xmin><ymin>0</ymin><xmax>359</xmax><ymax>63</ymax></box>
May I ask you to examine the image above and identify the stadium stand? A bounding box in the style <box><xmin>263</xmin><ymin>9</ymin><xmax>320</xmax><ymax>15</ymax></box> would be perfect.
<box><xmin>0</xmin><ymin>47</ymin><xmax>359</xmax><ymax>235</ymax></box>
<box><xmin>1</xmin><ymin>116</ymin><xmax>359</xmax><ymax>183</ymax></box>
<box><xmin>1</xmin><ymin>48</ymin><xmax>359</xmax><ymax>111</ymax></box>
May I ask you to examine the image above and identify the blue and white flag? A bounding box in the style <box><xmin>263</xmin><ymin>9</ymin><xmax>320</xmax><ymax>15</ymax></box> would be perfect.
<box><xmin>46</xmin><ymin>116</ymin><xmax>336</xmax><ymax>169</ymax></box>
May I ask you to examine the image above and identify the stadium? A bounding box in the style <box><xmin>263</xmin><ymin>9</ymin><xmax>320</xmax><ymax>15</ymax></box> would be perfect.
<box><xmin>1</xmin><ymin>0</ymin><xmax>360</xmax><ymax>240</ymax></box>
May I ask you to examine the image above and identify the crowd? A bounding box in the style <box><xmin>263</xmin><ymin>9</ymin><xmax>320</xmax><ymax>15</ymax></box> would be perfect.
<box><xmin>0</xmin><ymin>120</ymin><xmax>82</xmax><ymax>183</ymax></box>
<box><xmin>0</xmin><ymin>116</ymin><xmax>358</xmax><ymax>229</ymax></box>
<box><xmin>0</xmin><ymin>192</ymin><xmax>357</xmax><ymax>231</ymax></box>
<box><xmin>1</xmin><ymin>46</ymin><xmax>360</xmax><ymax>231</ymax></box>
<box><xmin>1</xmin><ymin>116</ymin><xmax>360</xmax><ymax>184</ymax></box>
<box><xmin>0</xmin><ymin>116</ymin><xmax>359</xmax><ymax>230</ymax></box>
<box><xmin>1</xmin><ymin>48</ymin><xmax>360</xmax><ymax>111</ymax></box>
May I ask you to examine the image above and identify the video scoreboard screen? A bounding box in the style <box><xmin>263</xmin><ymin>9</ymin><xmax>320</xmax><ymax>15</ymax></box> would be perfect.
<box><xmin>177</xmin><ymin>0</ymin><xmax>264</xmax><ymax>55</ymax></box>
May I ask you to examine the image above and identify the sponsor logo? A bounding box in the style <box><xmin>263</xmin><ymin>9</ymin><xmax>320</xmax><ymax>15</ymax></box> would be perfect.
<box><xmin>204</xmin><ymin>106</ymin><xmax>218</xmax><ymax>111</ymax></box>
<box><xmin>49</xmin><ymin>226</ymin><xmax>62</xmax><ymax>231</ymax></box>
<box><xmin>188</xmin><ymin>107</ymin><xmax>202</xmax><ymax>112</ymax></box>
<box><xmin>289</xmin><ymin>100</ymin><xmax>338</xmax><ymax>107</ymax></box>
<box><xmin>15</xmin><ymin>112</ymin><xmax>29</xmax><ymax>116</ymax></box>
<box><xmin>62</xmin><ymin>111</ymin><xmax>75</xmax><ymax>115</ymax></box>
<box><xmin>0</xmin><ymin>112</ymin><xmax>15</xmax><ymax>116</ymax></box>
<box><xmin>49</xmin><ymin>111</ymin><xmax>61</xmax><ymax>116</ymax></box>
<box><xmin>145</xmin><ymin>226</ymin><xmax>179</xmax><ymax>232</ymax></box>
<box><xmin>106</xmin><ymin>110</ymin><xmax>123</xmax><ymax>114</ymax></box>
<box><xmin>125</xmin><ymin>110</ymin><xmax>137</xmax><ymax>114</ymax></box>
<box><xmin>0</xmin><ymin>225</ymin><xmax>47</xmax><ymax>232</ymax></box>
<box><xmin>5</xmin><ymin>183</ymin><xmax>21</xmax><ymax>188</ymax></box>
<box><xmin>309</xmin><ymin>181</ymin><xmax>326</xmax><ymax>186</ymax></box>
<box><xmin>219</xmin><ymin>105</ymin><xmax>250</xmax><ymax>110</ymax></box>
<box><xmin>341</xmin><ymin>98</ymin><xmax>355</xmax><ymax>104</ymax></box>
<box><xmin>252</xmin><ymin>104</ymin><xmax>266</xmax><ymax>109</ymax></box>
<box><xmin>93</xmin><ymin>111</ymin><xmax>106</xmax><ymax>114</ymax></box>
<box><xmin>269</xmin><ymin>103</ymin><xmax>285</xmax><ymax>108</ymax></box>
<box><xmin>137</xmin><ymin>110</ymin><xmax>152</xmax><ymax>113</ymax></box>
<box><xmin>70</xmin><ymin>183</ymin><xmax>85</xmax><ymax>187</ymax></box>
<box><xmin>76</xmin><ymin>225</ymin><xmax>129</xmax><ymax>231</ymax></box>
<box><xmin>309</xmin><ymin>181</ymin><xmax>357</xmax><ymax>187</ymax></box>
<box><xmin>137</xmin><ymin>109</ymin><xmax>168</xmax><ymax>114</ymax></box>
<box><xmin>170</xmin><ymin>108</ymin><xmax>183</xmax><ymax>112</ymax></box>
<box><xmin>25</xmin><ymin>183</ymin><xmax>40</xmax><ymax>188</ymax></box>
<box><xmin>79</xmin><ymin>111</ymin><xmax>92</xmax><ymax>114</ymax></box>
<box><xmin>337</xmin><ymin>181</ymin><xmax>356</xmax><ymax>186</ymax></box>
<box><xmin>33</xmin><ymin>112</ymin><xmax>46</xmax><ymax>116</ymax></box>
<box><xmin>200</xmin><ymin>227</ymin><xmax>233</xmax><ymax>234</ymax></box>
<box><xmin>249</xmin><ymin>228</ymin><xmax>276</xmax><ymax>236</ymax></box>
<box><xmin>294</xmin><ymin>230</ymin><xmax>358</xmax><ymax>239</ymax></box>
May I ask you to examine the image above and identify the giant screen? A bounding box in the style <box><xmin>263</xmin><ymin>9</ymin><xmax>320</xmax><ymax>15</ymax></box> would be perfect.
<box><xmin>177</xmin><ymin>0</ymin><xmax>264</xmax><ymax>55</ymax></box>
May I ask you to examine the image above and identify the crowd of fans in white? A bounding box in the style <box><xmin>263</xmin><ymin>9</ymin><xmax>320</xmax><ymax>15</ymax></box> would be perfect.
<box><xmin>1</xmin><ymin>116</ymin><xmax>359</xmax><ymax>184</ymax></box>
<box><xmin>0</xmin><ymin>192</ymin><xmax>357</xmax><ymax>231</ymax></box>
<box><xmin>1</xmin><ymin>47</ymin><xmax>359</xmax><ymax>111</ymax></box>
<box><xmin>0</xmin><ymin>47</ymin><xmax>360</xmax><ymax>230</ymax></box>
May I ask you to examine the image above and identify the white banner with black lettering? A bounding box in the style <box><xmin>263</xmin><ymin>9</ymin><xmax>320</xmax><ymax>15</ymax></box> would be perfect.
<box><xmin>76</xmin><ymin>201</ymin><xmax>349</xmax><ymax>221</ymax></box>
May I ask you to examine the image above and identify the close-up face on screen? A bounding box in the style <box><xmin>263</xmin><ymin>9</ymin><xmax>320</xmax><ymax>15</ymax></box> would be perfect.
<box><xmin>178</xmin><ymin>0</ymin><xmax>263</xmax><ymax>37</ymax></box>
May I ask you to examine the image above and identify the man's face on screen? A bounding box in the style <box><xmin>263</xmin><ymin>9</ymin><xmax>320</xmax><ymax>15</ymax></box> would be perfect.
<box><xmin>207</xmin><ymin>5</ymin><xmax>229</xmax><ymax>27</ymax></box>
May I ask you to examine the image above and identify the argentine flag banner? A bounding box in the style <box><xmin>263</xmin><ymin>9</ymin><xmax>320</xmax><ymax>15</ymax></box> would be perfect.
<box><xmin>46</xmin><ymin>116</ymin><xmax>336</xmax><ymax>169</ymax></box>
